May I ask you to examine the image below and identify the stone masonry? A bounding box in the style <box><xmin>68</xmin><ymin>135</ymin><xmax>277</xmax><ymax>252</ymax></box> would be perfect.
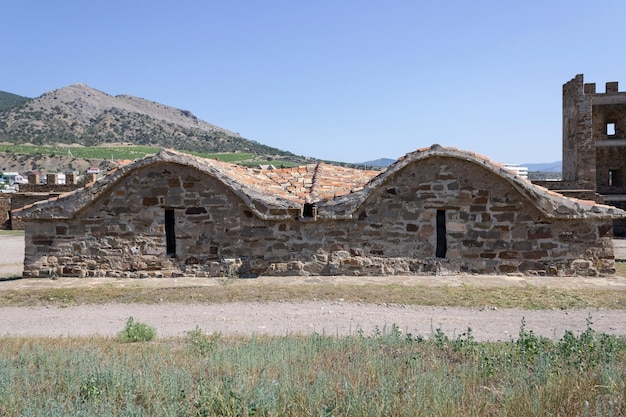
<box><xmin>552</xmin><ymin>74</ymin><xmax>626</xmax><ymax>236</ymax></box>
<box><xmin>14</xmin><ymin>146</ymin><xmax>626</xmax><ymax>278</ymax></box>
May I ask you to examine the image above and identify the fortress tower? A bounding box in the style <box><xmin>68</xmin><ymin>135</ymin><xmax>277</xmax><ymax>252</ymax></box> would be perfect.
<box><xmin>562</xmin><ymin>74</ymin><xmax>626</xmax><ymax>234</ymax></box>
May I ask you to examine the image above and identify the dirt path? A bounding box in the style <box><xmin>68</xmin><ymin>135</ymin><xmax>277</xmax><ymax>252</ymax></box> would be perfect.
<box><xmin>0</xmin><ymin>301</ymin><xmax>623</xmax><ymax>342</ymax></box>
<box><xmin>1</xmin><ymin>235</ymin><xmax>625</xmax><ymax>341</ymax></box>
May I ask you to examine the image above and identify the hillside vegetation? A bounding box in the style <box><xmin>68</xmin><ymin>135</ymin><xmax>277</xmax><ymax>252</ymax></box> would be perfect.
<box><xmin>0</xmin><ymin>144</ymin><xmax>299</xmax><ymax>173</ymax></box>
<box><xmin>0</xmin><ymin>84</ymin><xmax>311</xmax><ymax>170</ymax></box>
<box><xmin>0</xmin><ymin>91</ymin><xmax>30</xmax><ymax>111</ymax></box>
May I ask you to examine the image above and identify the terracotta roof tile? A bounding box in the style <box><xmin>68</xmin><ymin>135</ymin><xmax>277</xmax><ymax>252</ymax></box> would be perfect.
<box><xmin>263</xmin><ymin>162</ymin><xmax>381</xmax><ymax>202</ymax></box>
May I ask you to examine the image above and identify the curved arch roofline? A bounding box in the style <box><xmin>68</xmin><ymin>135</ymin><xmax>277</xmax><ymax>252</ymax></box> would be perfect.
<box><xmin>14</xmin><ymin>149</ymin><xmax>303</xmax><ymax>221</ymax></box>
<box><xmin>320</xmin><ymin>144</ymin><xmax>626</xmax><ymax>220</ymax></box>
<box><xmin>13</xmin><ymin>145</ymin><xmax>626</xmax><ymax>221</ymax></box>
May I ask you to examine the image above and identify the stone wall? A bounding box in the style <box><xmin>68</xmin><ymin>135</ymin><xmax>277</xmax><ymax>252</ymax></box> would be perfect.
<box><xmin>557</xmin><ymin>75</ymin><xmax>626</xmax><ymax>238</ymax></box>
<box><xmin>596</xmin><ymin>144</ymin><xmax>626</xmax><ymax>195</ymax></box>
<box><xmin>0</xmin><ymin>195</ymin><xmax>10</xmax><ymax>229</ymax></box>
<box><xmin>10</xmin><ymin>193</ymin><xmax>66</xmax><ymax>230</ymax></box>
<box><xmin>562</xmin><ymin>74</ymin><xmax>595</xmax><ymax>189</ymax></box>
<box><xmin>530</xmin><ymin>180</ymin><xmax>601</xmax><ymax>202</ymax></box>
<box><xmin>22</xmin><ymin>158</ymin><xmax>618</xmax><ymax>278</ymax></box>
<box><xmin>18</xmin><ymin>184</ymin><xmax>82</xmax><ymax>193</ymax></box>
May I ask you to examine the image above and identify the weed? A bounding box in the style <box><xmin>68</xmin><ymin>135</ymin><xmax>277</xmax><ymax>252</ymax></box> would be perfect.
<box><xmin>557</xmin><ymin>315</ymin><xmax>622</xmax><ymax>371</ymax></box>
<box><xmin>117</xmin><ymin>316</ymin><xmax>156</xmax><ymax>342</ymax></box>
<box><xmin>516</xmin><ymin>317</ymin><xmax>551</xmax><ymax>363</ymax></box>
<box><xmin>452</xmin><ymin>327</ymin><xmax>477</xmax><ymax>354</ymax></box>
<box><xmin>432</xmin><ymin>327</ymin><xmax>449</xmax><ymax>348</ymax></box>
<box><xmin>186</xmin><ymin>326</ymin><xmax>219</xmax><ymax>355</ymax></box>
<box><xmin>193</xmin><ymin>377</ymin><xmax>255</xmax><ymax>417</ymax></box>
<box><xmin>79</xmin><ymin>374</ymin><xmax>103</xmax><ymax>403</ymax></box>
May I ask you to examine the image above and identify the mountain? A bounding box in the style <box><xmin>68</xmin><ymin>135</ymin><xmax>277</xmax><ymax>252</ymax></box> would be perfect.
<box><xmin>360</xmin><ymin>158</ymin><xmax>395</xmax><ymax>167</ymax></box>
<box><xmin>0</xmin><ymin>84</ymin><xmax>301</xmax><ymax>161</ymax></box>
<box><xmin>360</xmin><ymin>157</ymin><xmax>564</xmax><ymax>172</ymax></box>
<box><xmin>0</xmin><ymin>91</ymin><xmax>30</xmax><ymax>111</ymax></box>
<box><xmin>523</xmin><ymin>161</ymin><xmax>562</xmax><ymax>172</ymax></box>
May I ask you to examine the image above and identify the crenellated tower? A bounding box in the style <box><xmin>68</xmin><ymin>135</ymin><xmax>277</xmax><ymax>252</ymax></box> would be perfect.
<box><xmin>562</xmin><ymin>75</ymin><xmax>626</xmax><ymax>218</ymax></box>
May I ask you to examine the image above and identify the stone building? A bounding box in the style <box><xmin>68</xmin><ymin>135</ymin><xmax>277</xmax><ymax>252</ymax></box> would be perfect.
<box><xmin>548</xmin><ymin>74</ymin><xmax>626</xmax><ymax>235</ymax></box>
<box><xmin>14</xmin><ymin>145</ymin><xmax>625</xmax><ymax>278</ymax></box>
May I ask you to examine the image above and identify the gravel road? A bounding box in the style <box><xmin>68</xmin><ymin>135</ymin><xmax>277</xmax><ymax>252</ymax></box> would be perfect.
<box><xmin>1</xmin><ymin>235</ymin><xmax>625</xmax><ymax>341</ymax></box>
<box><xmin>0</xmin><ymin>301</ymin><xmax>623</xmax><ymax>342</ymax></box>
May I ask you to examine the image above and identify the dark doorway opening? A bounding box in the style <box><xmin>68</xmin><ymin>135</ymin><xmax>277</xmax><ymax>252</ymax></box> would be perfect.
<box><xmin>165</xmin><ymin>209</ymin><xmax>176</xmax><ymax>257</ymax></box>
<box><xmin>302</xmin><ymin>203</ymin><xmax>316</xmax><ymax>218</ymax></box>
<box><xmin>436</xmin><ymin>210</ymin><xmax>447</xmax><ymax>258</ymax></box>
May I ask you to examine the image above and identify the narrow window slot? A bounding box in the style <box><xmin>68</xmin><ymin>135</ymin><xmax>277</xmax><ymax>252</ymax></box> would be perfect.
<box><xmin>436</xmin><ymin>210</ymin><xmax>447</xmax><ymax>258</ymax></box>
<box><xmin>609</xmin><ymin>169</ymin><xmax>622</xmax><ymax>187</ymax></box>
<box><xmin>165</xmin><ymin>209</ymin><xmax>176</xmax><ymax>257</ymax></box>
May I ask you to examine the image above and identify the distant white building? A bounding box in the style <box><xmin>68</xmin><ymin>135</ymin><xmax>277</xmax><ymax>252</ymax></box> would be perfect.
<box><xmin>502</xmin><ymin>164</ymin><xmax>529</xmax><ymax>179</ymax></box>
<box><xmin>2</xmin><ymin>172</ymin><xmax>27</xmax><ymax>185</ymax></box>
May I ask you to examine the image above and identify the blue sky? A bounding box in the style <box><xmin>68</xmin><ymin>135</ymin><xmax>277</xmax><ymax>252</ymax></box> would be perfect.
<box><xmin>2</xmin><ymin>1</ymin><xmax>626</xmax><ymax>164</ymax></box>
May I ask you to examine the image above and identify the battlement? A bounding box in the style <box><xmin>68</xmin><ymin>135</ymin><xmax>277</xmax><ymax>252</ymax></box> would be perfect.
<box><xmin>583</xmin><ymin>81</ymin><xmax>620</xmax><ymax>94</ymax></box>
<box><xmin>564</xmin><ymin>74</ymin><xmax>625</xmax><ymax>97</ymax></box>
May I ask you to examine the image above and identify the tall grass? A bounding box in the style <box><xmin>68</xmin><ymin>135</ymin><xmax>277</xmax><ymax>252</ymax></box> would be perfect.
<box><xmin>0</xmin><ymin>322</ymin><xmax>624</xmax><ymax>416</ymax></box>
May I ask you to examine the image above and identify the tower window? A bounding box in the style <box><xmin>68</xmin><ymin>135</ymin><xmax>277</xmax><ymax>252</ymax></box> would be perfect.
<box><xmin>607</xmin><ymin>122</ymin><xmax>616</xmax><ymax>136</ymax></box>
<box><xmin>165</xmin><ymin>209</ymin><xmax>176</xmax><ymax>257</ymax></box>
<box><xmin>609</xmin><ymin>169</ymin><xmax>623</xmax><ymax>187</ymax></box>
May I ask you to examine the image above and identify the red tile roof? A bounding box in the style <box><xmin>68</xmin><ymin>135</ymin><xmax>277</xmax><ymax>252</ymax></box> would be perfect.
<box><xmin>263</xmin><ymin>162</ymin><xmax>380</xmax><ymax>201</ymax></box>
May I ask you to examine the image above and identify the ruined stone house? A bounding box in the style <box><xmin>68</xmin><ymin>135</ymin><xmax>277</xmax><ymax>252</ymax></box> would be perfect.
<box><xmin>14</xmin><ymin>145</ymin><xmax>625</xmax><ymax>278</ymax></box>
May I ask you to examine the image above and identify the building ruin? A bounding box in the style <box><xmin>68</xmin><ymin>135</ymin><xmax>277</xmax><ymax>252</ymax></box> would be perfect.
<box><xmin>14</xmin><ymin>145</ymin><xmax>625</xmax><ymax>278</ymax></box>
<box><xmin>536</xmin><ymin>74</ymin><xmax>626</xmax><ymax>235</ymax></box>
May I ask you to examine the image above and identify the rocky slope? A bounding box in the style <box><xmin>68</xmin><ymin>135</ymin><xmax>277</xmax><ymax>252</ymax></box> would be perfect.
<box><xmin>0</xmin><ymin>84</ymin><xmax>296</xmax><ymax>158</ymax></box>
<box><xmin>0</xmin><ymin>152</ymin><xmax>119</xmax><ymax>175</ymax></box>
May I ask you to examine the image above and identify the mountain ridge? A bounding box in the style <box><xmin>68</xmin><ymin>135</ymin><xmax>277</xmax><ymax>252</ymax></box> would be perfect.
<box><xmin>0</xmin><ymin>83</ymin><xmax>302</xmax><ymax>161</ymax></box>
<box><xmin>0</xmin><ymin>91</ymin><xmax>30</xmax><ymax>111</ymax></box>
<box><xmin>36</xmin><ymin>84</ymin><xmax>239</xmax><ymax>137</ymax></box>
<box><xmin>362</xmin><ymin>157</ymin><xmax>563</xmax><ymax>172</ymax></box>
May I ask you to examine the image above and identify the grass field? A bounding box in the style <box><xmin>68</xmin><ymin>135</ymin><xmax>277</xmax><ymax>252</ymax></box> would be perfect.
<box><xmin>2</xmin><ymin>281</ymin><xmax>626</xmax><ymax>311</ymax></box>
<box><xmin>0</xmin><ymin>230</ymin><xmax>24</xmax><ymax>237</ymax></box>
<box><xmin>0</xmin><ymin>322</ymin><xmax>624</xmax><ymax>416</ymax></box>
<box><xmin>0</xmin><ymin>144</ymin><xmax>299</xmax><ymax>167</ymax></box>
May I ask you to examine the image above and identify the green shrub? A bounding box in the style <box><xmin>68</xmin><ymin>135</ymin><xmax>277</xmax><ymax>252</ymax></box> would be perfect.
<box><xmin>557</xmin><ymin>315</ymin><xmax>623</xmax><ymax>370</ymax></box>
<box><xmin>186</xmin><ymin>326</ymin><xmax>219</xmax><ymax>355</ymax></box>
<box><xmin>117</xmin><ymin>317</ymin><xmax>156</xmax><ymax>342</ymax></box>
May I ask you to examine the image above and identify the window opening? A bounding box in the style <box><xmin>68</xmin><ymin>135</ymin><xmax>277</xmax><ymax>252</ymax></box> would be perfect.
<box><xmin>609</xmin><ymin>169</ymin><xmax>622</xmax><ymax>187</ymax></box>
<box><xmin>436</xmin><ymin>210</ymin><xmax>447</xmax><ymax>258</ymax></box>
<box><xmin>607</xmin><ymin>122</ymin><xmax>616</xmax><ymax>136</ymax></box>
<box><xmin>165</xmin><ymin>209</ymin><xmax>176</xmax><ymax>257</ymax></box>
<box><xmin>302</xmin><ymin>203</ymin><xmax>316</xmax><ymax>218</ymax></box>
